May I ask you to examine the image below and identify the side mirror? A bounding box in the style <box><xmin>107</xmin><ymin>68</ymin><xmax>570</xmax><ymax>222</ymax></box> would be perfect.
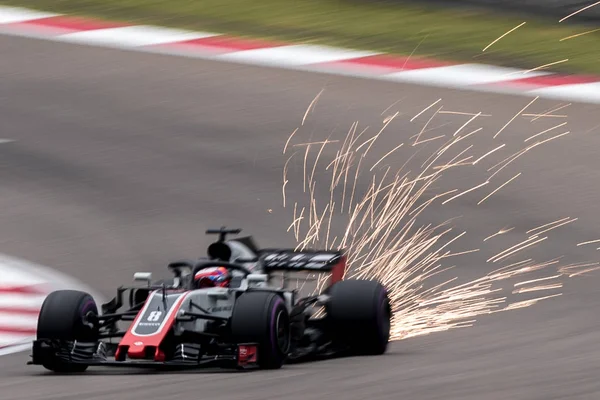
<box><xmin>246</xmin><ymin>274</ymin><xmax>268</xmax><ymax>288</ymax></box>
<box><xmin>133</xmin><ymin>272</ymin><xmax>153</xmax><ymax>286</ymax></box>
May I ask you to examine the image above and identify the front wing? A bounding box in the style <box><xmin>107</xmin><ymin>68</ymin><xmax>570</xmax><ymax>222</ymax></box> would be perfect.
<box><xmin>29</xmin><ymin>339</ymin><xmax>260</xmax><ymax>369</ymax></box>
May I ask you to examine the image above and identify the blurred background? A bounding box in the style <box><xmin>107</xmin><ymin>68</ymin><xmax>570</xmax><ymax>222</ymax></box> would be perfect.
<box><xmin>2</xmin><ymin>0</ymin><xmax>600</xmax><ymax>73</ymax></box>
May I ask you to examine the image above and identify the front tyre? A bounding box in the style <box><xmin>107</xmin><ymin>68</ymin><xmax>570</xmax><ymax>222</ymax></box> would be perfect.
<box><xmin>325</xmin><ymin>279</ymin><xmax>391</xmax><ymax>355</ymax></box>
<box><xmin>231</xmin><ymin>292</ymin><xmax>290</xmax><ymax>369</ymax></box>
<box><xmin>36</xmin><ymin>289</ymin><xmax>99</xmax><ymax>373</ymax></box>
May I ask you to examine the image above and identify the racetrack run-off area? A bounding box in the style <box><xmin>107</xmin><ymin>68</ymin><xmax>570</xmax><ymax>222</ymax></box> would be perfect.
<box><xmin>2</xmin><ymin>5</ymin><xmax>600</xmax><ymax>104</ymax></box>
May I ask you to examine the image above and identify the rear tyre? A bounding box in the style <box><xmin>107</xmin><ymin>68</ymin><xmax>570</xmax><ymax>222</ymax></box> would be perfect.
<box><xmin>325</xmin><ymin>279</ymin><xmax>391</xmax><ymax>356</ymax></box>
<box><xmin>36</xmin><ymin>289</ymin><xmax>99</xmax><ymax>373</ymax></box>
<box><xmin>231</xmin><ymin>291</ymin><xmax>290</xmax><ymax>369</ymax></box>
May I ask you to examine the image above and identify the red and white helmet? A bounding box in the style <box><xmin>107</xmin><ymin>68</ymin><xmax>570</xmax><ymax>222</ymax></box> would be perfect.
<box><xmin>194</xmin><ymin>266</ymin><xmax>230</xmax><ymax>288</ymax></box>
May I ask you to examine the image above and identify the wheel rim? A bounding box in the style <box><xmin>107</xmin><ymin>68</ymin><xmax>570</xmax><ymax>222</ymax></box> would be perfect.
<box><xmin>380</xmin><ymin>301</ymin><xmax>391</xmax><ymax>340</ymax></box>
<box><xmin>79</xmin><ymin>298</ymin><xmax>99</xmax><ymax>341</ymax></box>
<box><xmin>274</xmin><ymin>310</ymin><xmax>290</xmax><ymax>353</ymax></box>
<box><xmin>377</xmin><ymin>292</ymin><xmax>391</xmax><ymax>341</ymax></box>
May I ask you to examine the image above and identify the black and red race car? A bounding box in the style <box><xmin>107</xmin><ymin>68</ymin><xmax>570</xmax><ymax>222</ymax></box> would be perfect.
<box><xmin>29</xmin><ymin>227</ymin><xmax>391</xmax><ymax>372</ymax></box>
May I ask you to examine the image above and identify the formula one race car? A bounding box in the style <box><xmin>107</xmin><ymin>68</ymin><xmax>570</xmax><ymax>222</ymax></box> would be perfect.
<box><xmin>28</xmin><ymin>227</ymin><xmax>391</xmax><ymax>372</ymax></box>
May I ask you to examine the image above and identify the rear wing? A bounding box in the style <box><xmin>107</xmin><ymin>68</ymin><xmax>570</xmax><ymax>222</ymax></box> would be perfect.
<box><xmin>258</xmin><ymin>249</ymin><xmax>347</xmax><ymax>285</ymax></box>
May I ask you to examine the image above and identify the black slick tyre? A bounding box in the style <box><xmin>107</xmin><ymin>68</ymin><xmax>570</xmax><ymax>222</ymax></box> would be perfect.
<box><xmin>36</xmin><ymin>289</ymin><xmax>99</xmax><ymax>373</ymax></box>
<box><xmin>325</xmin><ymin>279</ymin><xmax>391</xmax><ymax>355</ymax></box>
<box><xmin>231</xmin><ymin>291</ymin><xmax>290</xmax><ymax>369</ymax></box>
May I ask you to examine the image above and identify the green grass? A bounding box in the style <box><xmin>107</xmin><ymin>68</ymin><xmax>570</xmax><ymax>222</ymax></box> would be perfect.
<box><xmin>3</xmin><ymin>0</ymin><xmax>600</xmax><ymax>74</ymax></box>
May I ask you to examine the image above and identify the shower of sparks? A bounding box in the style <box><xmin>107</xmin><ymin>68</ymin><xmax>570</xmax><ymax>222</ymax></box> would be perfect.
<box><xmin>501</xmin><ymin>293</ymin><xmax>563</xmax><ymax>311</ymax></box>
<box><xmin>381</xmin><ymin>98</ymin><xmax>405</xmax><ymax>116</ymax></box>
<box><xmin>482</xmin><ymin>22</ymin><xmax>527</xmax><ymax>52</ymax></box>
<box><xmin>411</xmin><ymin>99</ymin><xmax>442</xmax><ymax>122</ymax></box>
<box><xmin>559</xmin><ymin>262</ymin><xmax>600</xmax><ymax>277</ymax></box>
<box><xmin>488</xmin><ymin>236</ymin><xmax>549</xmax><ymax>263</ymax></box>
<box><xmin>478</xmin><ymin>172</ymin><xmax>521</xmax><ymax>205</ymax></box>
<box><xmin>370</xmin><ymin>142</ymin><xmax>405</xmax><ymax>171</ymax></box>
<box><xmin>513</xmin><ymin>283</ymin><xmax>563</xmax><ymax>294</ymax></box>
<box><xmin>282</xmin><ymin>151</ymin><xmax>297</xmax><ymax>207</ymax></box>
<box><xmin>559</xmin><ymin>1</ymin><xmax>600</xmax><ymax>22</ymax></box>
<box><xmin>577</xmin><ymin>239</ymin><xmax>600</xmax><ymax>246</ymax></box>
<box><xmin>524</xmin><ymin>59</ymin><xmax>569</xmax><ymax>74</ymax></box>
<box><xmin>521</xmin><ymin>113</ymin><xmax>568</xmax><ymax>119</ymax></box>
<box><xmin>293</xmin><ymin>140</ymin><xmax>340</xmax><ymax>148</ymax></box>
<box><xmin>283</xmin><ymin>128</ymin><xmax>299</xmax><ymax>154</ymax></box>
<box><xmin>531</xmin><ymin>217</ymin><xmax>578</xmax><ymax>236</ymax></box>
<box><xmin>525</xmin><ymin>103</ymin><xmax>572</xmax><ymax>122</ymax></box>
<box><xmin>487</xmin><ymin>130</ymin><xmax>570</xmax><ymax>180</ymax></box>
<box><xmin>514</xmin><ymin>274</ymin><xmax>561</xmax><ymax>287</ymax></box>
<box><xmin>484</xmin><ymin>227</ymin><xmax>514</xmax><ymax>241</ymax></box>
<box><xmin>402</xmin><ymin>33</ymin><xmax>430</xmax><ymax>70</ymax></box>
<box><xmin>473</xmin><ymin>144</ymin><xmax>505</xmax><ymax>165</ymax></box>
<box><xmin>527</xmin><ymin>217</ymin><xmax>573</xmax><ymax>235</ymax></box>
<box><xmin>525</xmin><ymin>122</ymin><xmax>568</xmax><ymax>142</ymax></box>
<box><xmin>281</xmin><ymin>95</ymin><xmax>593</xmax><ymax>341</ymax></box>
<box><xmin>560</xmin><ymin>28</ymin><xmax>600</xmax><ymax>41</ymax></box>
<box><xmin>494</xmin><ymin>96</ymin><xmax>538</xmax><ymax>139</ymax></box>
<box><xmin>453</xmin><ymin>113</ymin><xmax>483</xmax><ymax>137</ymax></box>
<box><xmin>439</xmin><ymin>111</ymin><xmax>493</xmax><ymax>117</ymax></box>
<box><xmin>302</xmin><ymin>89</ymin><xmax>324</xmax><ymax>125</ymax></box>
<box><xmin>413</xmin><ymin>106</ymin><xmax>444</xmax><ymax>145</ymax></box>
<box><xmin>442</xmin><ymin>181</ymin><xmax>489</xmax><ymax>205</ymax></box>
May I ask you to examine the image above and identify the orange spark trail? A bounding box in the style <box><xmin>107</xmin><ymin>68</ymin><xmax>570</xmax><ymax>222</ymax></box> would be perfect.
<box><xmin>280</xmin><ymin>95</ymin><xmax>591</xmax><ymax>341</ymax></box>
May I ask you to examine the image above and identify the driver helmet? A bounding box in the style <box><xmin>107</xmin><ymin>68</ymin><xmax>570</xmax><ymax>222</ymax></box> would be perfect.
<box><xmin>194</xmin><ymin>266</ymin><xmax>230</xmax><ymax>288</ymax></box>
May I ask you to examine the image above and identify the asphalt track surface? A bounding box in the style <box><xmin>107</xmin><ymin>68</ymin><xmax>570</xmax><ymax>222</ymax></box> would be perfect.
<box><xmin>2</xmin><ymin>33</ymin><xmax>600</xmax><ymax>400</ymax></box>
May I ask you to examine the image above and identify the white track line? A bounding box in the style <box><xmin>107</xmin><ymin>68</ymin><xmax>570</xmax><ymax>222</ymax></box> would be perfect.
<box><xmin>0</xmin><ymin>5</ymin><xmax>599</xmax><ymax>105</ymax></box>
<box><xmin>0</xmin><ymin>252</ymin><xmax>104</xmax><ymax>356</ymax></box>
